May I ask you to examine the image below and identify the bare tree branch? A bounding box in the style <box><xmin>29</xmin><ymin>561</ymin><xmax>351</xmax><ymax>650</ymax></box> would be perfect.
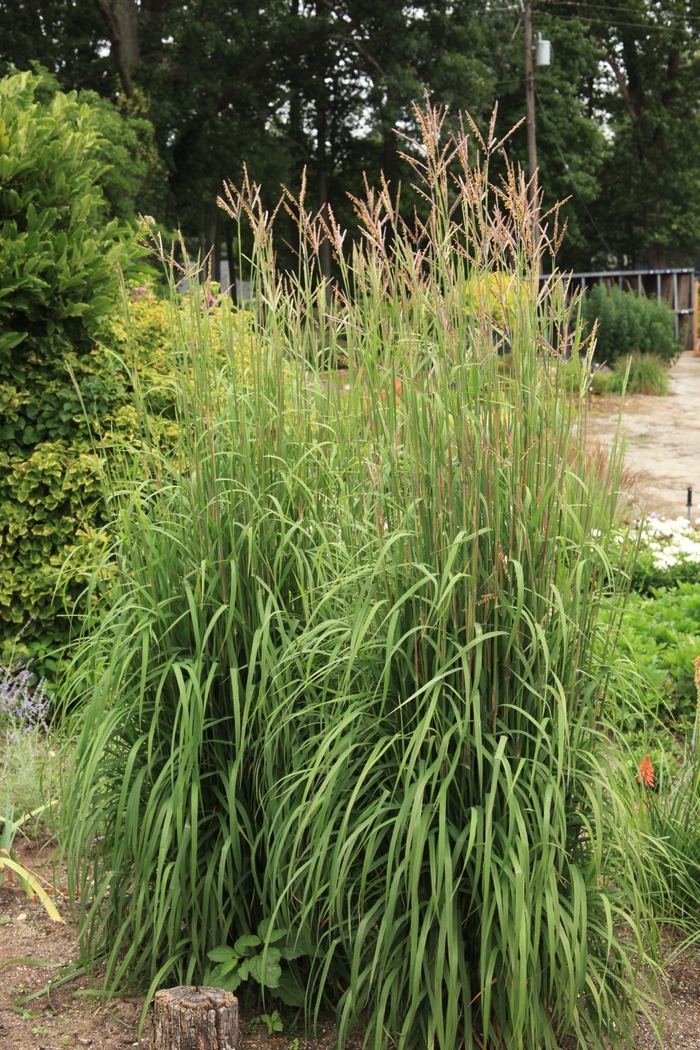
<box><xmin>606</xmin><ymin>53</ymin><xmax>637</xmax><ymax>120</ymax></box>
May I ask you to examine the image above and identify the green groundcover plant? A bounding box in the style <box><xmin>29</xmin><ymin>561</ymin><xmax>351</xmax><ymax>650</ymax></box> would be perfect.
<box><xmin>61</xmin><ymin>107</ymin><xmax>661</xmax><ymax>1050</ymax></box>
<box><xmin>614</xmin><ymin>581</ymin><xmax>700</xmax><ymax>730</ymax></box>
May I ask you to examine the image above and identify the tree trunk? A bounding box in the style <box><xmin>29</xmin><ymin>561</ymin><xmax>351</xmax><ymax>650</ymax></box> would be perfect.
<box><xmin>382</xmin><ymin>124</ymin><xmax>398</xmax><ymax>207</ymax></box>
<box><xmin>523</xmin><ymin>0</ymin><xmax>537</xmax><ymax>206</ymax></box>
<box><xmin>93</xmin><ymin>0</ymin><xmax>140</xmax><ymax>97</ymax></box>
<box><xmin>646</xmin><ymin>245</ymin><xmax>668</xmax><ymax>269</ymax></box>
<box><xmin>315</xmin><ymin>0</ymin><xmax>332</xmax><ymax>284</ymax></box>
<box><xmin>151</xmin><ymin>986</ymin><xmax>238</xmax><ymax>1050</ymax></box>
<box><xmin>288</xmin><ymin>87</ymin><xmax>303</xmax><ymax>266</ymax></box>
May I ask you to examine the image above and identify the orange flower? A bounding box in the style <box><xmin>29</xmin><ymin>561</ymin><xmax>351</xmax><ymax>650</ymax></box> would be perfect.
<box><xmin>638</xmin><ymin>754</ymin><xmax>655</xmax><ymax>789</ymax></box>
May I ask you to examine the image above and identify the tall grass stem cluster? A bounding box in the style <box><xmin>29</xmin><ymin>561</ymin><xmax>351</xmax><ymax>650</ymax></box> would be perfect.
<box><xmin>61</xmin><ymin>106</ymin><xmax>659</xmax><ymax>1050</ymax></box>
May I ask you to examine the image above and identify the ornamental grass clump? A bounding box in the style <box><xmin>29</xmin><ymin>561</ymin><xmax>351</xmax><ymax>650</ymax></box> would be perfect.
<box><xmin>61</xmin><ymin>105</ymin><xmax>659</xmax><ymax>1050</ymax></box>
<box><xmin>606</xmin><ymin>352</ymin><xmax>671</xmax><ymax>396</ymax></box>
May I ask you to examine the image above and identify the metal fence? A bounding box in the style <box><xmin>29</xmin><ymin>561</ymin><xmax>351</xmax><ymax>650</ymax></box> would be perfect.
<box><xmin>561</xmin><ymin>267</ymin><xmax>696</xmax><ymax>351</ymax></box>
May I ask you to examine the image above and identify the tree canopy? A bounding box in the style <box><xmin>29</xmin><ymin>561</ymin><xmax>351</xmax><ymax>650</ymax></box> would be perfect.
<box><xmin>1</xmin><ymin>0</ymin><xmax>698</xmax><ymax>270</ymax></box>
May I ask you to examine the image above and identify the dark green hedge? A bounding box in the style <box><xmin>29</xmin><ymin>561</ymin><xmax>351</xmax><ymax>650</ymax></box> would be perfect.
<box><xmin>582</xmin><ymin>284</ymin><xmax>681</xmax><ymax>365</ymax></box>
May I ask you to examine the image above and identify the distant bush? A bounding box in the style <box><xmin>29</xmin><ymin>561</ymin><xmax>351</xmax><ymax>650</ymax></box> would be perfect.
<box><xmin>582</xmin><ymin>284</ymin><xmax>681</xmax><ymax>365</ymax></box>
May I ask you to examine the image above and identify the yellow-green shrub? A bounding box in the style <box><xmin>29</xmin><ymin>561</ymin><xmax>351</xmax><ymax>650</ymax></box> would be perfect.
<box><xmin>0</xmin><ymin>285</ymin><xmax>250</xmax><ymax>677</ymax></box>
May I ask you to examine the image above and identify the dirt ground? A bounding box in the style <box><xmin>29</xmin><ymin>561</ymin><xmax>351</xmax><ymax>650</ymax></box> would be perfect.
<box><xmin>587</xmin><ymin>352</ymin><xmax>700</xmax><ymax>517</ymax></box>
<box><xmin>0</xmin><ymin>840</ymin><xmax>355</xmax><ymax>1050</ymax></box>
<box><xmin>1</xmin><ymin>843</ymin><xmax>699</xmax><ymax>1050</ymax></box>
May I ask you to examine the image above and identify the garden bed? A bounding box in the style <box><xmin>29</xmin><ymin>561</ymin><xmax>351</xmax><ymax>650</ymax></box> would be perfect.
<box><xmin>0</xmin><ymin>842</ymin><xmax>698</xmax><ymax>1050</ymax></box>
<box><xmin>0</xmin><ymin>841</ymin><xmax>365</xmax><ymax>1050</ymax></box>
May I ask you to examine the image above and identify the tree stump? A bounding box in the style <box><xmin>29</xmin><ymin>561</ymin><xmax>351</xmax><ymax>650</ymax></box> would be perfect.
<box><xmin>152</xmin><ymin>986</ymin><xmax>238</xmax><ymax>1050</ymax></box>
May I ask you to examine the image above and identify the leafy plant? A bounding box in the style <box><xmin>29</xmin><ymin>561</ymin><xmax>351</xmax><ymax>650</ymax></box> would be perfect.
<box><xmin>259</xmin><ymin>1011</ymin><xmax>284</xmax><ymax>1035</ymax></box>
<box><xmin>616</xmin><ymin>583</ymin><xmax>700</xmax><ymax>726</ymax></box>
<box><xmin>62</xmin><ymin>108</ymin><xmax>659</xmax><ymax>1050</ymax></box>
<box><xmin>582</xmin><ymin>284</ymin><xmax>681</xmax><ymax>365</ymax></box>
<box><xmin>204</xmin><ymin>921</ymin><xmax>307</xmax><ymax>1006</ymax></box>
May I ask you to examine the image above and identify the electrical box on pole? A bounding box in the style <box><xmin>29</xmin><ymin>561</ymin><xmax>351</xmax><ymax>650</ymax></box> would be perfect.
<box><xmin>535</xmin><ymin>33</ymin><xmax>551</xmax><ymax>66</ymax></box>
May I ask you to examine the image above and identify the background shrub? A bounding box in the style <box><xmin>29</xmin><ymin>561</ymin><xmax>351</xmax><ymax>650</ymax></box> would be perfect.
<box><xmin>582</xmin><ymin>284</ymin><xmax>681</xmax><ymax>365</ymax></box>
<box><xmin>28</xmin><ymin>68</ymin><xmax>169</xmax><ymax>227</ymax></box>
<box><xmin>0</xmin><ymin>69</ymin><xmax>250</xmax><ymax>673</ymax></box>
<box><xmin>0</xmin><ymin>69</ymin><xmax>138</xmax><ymax>670</ymax></box>
<box><xmin>0</xmin><ymin>277</ymin><xmax>246</xmax><ymax>675</ymax></box>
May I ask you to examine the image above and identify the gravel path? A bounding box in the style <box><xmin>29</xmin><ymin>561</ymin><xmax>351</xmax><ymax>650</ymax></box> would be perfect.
<box><xmin>587</xmin><ymin>353</ymin><xmax>700</xmax><ymax>517</ymax></box>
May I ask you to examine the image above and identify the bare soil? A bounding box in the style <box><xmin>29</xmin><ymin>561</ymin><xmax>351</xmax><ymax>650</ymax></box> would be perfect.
<box><xmin>587</xmin><ymin>352</ymin><xmax>700</xmax><ymax>517</ymax></box>
<box><xmin>0</xmin><ymin>841</ymin><xmax>355</xmax><ymax>1050</ymax></box>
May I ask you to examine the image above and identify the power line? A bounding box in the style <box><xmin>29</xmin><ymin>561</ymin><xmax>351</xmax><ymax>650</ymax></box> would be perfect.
<box><xmin>490</xmin><ymin>1</ymin><xmax>700</xmax><ymax>29</ymax></box>
<box><xmin>543</xmin><ymin>0</ymin><xmax>700</xmax><ymax>20</ymax></box>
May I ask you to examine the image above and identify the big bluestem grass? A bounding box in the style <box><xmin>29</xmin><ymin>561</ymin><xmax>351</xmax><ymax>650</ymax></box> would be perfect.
<box><xmin>60</xmin><ymin>105</ymin><xmax>660</xmax><ymax>1050</ymax></box>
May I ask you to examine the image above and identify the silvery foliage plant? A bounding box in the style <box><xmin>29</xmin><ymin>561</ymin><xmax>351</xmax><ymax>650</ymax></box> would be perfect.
<box><xmin>0</xmin><ymin>660</ymin><xmax>50</xmax><ymax>740</ymax></box>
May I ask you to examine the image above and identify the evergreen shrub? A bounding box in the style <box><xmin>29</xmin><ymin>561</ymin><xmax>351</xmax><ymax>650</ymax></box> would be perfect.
<box><xmin>582</xmin><ymin>284</ymin><xmax>681</xmax><ymax>365</ymax></box>
<box><xmin>0</xmin><ymin>69</ymin><xmax>136</xmax><ymax>669</ymax></box>
<box><xmin>1</xmin><ymin>69</ymin><xmax>249</xmax><ymax>672</ymax></box>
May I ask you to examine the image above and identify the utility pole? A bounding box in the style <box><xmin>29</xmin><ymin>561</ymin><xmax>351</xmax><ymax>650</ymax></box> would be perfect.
<box><xmin>524</xmin><ymin>0</ymin><xmax>537</xmax><ymax>208</ymax></box>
